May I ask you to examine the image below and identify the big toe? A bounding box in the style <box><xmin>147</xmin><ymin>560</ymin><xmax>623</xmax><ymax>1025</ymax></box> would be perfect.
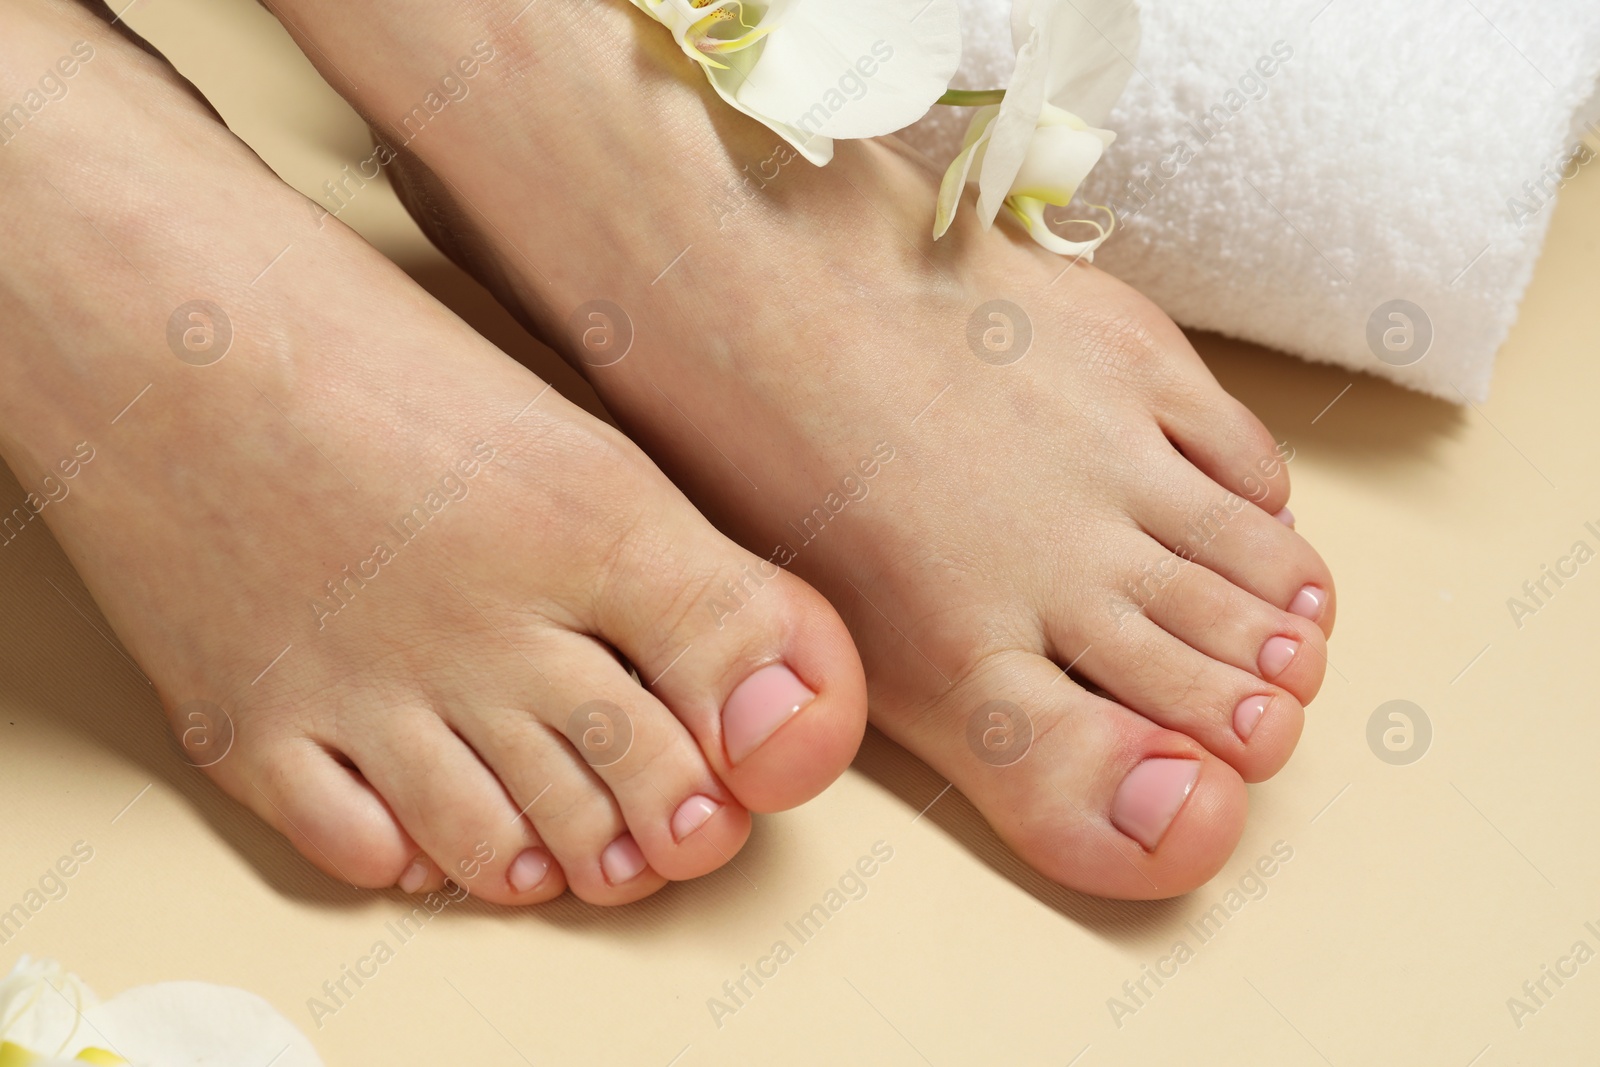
<box><xmin>590</xmin><ymin>510</ymin><xmax>869</xmax><ymax>815</ymax></box>
<box><xmin>900</xmin><ymin>653</ymin><xmax>1246</xmax><ymax>899</ymax></box>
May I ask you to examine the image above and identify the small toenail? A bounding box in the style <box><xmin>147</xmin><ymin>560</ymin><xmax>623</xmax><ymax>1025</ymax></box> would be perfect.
<box><xmin>1275</xmin><ymin>507</ymin><xmax>1295</xmax><ymax>527</ymax></box>
<box><xmin>1233</xmin><ymin>695</ymin><xmax>1271</xmax><ymax>741</ymax></box>
<box><xmin>398</xmin><ymin>860</ymin><xmax>427</xmax><ymax>894</ymax></box>
<box><xmin>671</xmin><ymin>794</ymin><xmax>721</xmax><ymax>842</ymax></box>
<box><xmin>601</xmin><ymin>834</ymin><xmax>648</xmax><ymax>886</ymax></box>
<box><xmin>1287</xmin><ymin>584</ymin><xmax>1325</xmax><ymax>621</ymax></box>
<box><xmin>722</xmin><ymin>663</ymin><xmax>816</xmax><ymax>764</ymax></box>
<box><xmin>1111</xmin><ymin>758</ymin><xmax>1200</xmax><ymax>851</ymax></box>
<box><xmin>1258</xmin><ymin>635</ymin><xmax>1300</xmax><ymax>679</ymax></box>
<box><xmin>508</xmin><ymin>849</ymin><xmax>551</xmax><ymax>894</ymax></box>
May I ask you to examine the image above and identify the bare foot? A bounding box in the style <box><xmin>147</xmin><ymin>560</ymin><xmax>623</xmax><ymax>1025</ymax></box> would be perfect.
<box><xmin>0</xmin><ymin>0</ymin><xmax>865</xmax><ymax>906</ymax></box>
<box><xmin>264</xmin><ymin>0</ymin><xmax>1337</xmax><ymax>897</ymax></box>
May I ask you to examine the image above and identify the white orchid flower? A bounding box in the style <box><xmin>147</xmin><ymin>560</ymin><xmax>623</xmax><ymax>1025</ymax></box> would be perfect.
<box><xmin>629</xmin><ymin>0</ymin><xmax>963</xmax><ymax>164</ymax></box>
<box><xmin>0</xmin><ymin>958</ymin><xmax>321</xmax><ymax>1066</ymax></box>
<box><xmin>934</xmin><ymin>0</ymin><xmax>1140</xmax><ymax>257</ymax></box>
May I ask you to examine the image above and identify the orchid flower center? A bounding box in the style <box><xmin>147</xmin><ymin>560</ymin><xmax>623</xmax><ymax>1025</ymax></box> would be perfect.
<box><xmin>647</xmin><ymin>0</ymin><xmax>768</xmax><ymax>64</ymax></box>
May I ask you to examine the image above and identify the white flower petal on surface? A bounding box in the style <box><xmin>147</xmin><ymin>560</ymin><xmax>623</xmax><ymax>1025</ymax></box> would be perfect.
<box><xmin>0</xmin><ymin>1047</ymin><xmax>124</xmax><ymax>1065</ymax></box>
<box><xmin>0</xmin><ymin>961</ymin><xmax>320</xmax><ymax>1067</ymax></box>
<box><xmin>79</xmin><ymin>983</ymin><xmax>322</xmax><ymax>1067</ymax></box>
<box><xmin>0</xmin><ymin>959</ymin><xmax>99</xmax><ymax>1060</ymax></box>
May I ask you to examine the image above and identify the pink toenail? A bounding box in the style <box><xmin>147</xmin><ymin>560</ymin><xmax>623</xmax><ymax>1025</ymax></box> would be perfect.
<box><xmin>1275</xmin><ymin>507</ymin><xmax>1295</xmax><ymax>527</ymax></box>
<box><xmin>1233</xmin><ymin>695</ymin><xmax>1271</xmax><ymax>741</ymax></box>
<box><xmin>1111</xmin><ymin>758</ymin><xmax>1200</xmax><ymax>851</ymax></box>
<box><xmin>1258</xmin><ymin>635</ymin><xmax>1300</xmax><ymax>679</ymax></box>
<box><xmin>1288</xmin><ymin>584</ymin><xmax>1325</xmax><ymax>621</ymax></box>
<box><xmin>600</xmin><ymin>834</ymin><xmax>647</xmax><ymax>886</ymax></box>
<box><xmin>722</xmin><ymin>663</ymin><xmax>816</xmax><ymax>764</ymax></box>
<box><xmin>398</xmin><ymin>860</ymin><xmax>427</xmax><ymax>894</ymax></box>
<box><xmin>671</xmin><ymin>794</ymin><xmax>721</xmax><ymax>842</ymax></box>
<box><xmin>508</xmin><ymin>849</ymin><xmax>551</xmax><ymax>893</ymax></box>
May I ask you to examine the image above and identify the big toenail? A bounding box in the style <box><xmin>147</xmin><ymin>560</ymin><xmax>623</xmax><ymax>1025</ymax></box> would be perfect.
<box><xmin>1258</xmin><ymin>635</ymin><xmax>1300</xmax><ymax>679</ymax></box>
<box><xmin>1111</xmin><ymin>758</ymin><xmax>1200</xmax><ymax>851</ymax></box>
<box><xmin>398</xmin><ymin>860</ymin><xmax>427</xmax><ymax>894</ymax></box>
<box><xmin>671</xmin><ymin>794</ymin><xmax>721</xmax><ymax>841</ymax></box>
<box><xmin>1287</xmin><ymin>584</ymin><xmax>1325</xmax><ymax>621</ymax></box>
<box><xmin>1275</xmin><ymin>507</ymin><xmax>1295</xmax><ymax>527</ymax></box>
<box><xmin>1233</xmin><ymin>695</ymin><xmax>1271</xmax><ymax>741</ymax></box>
<box><xmin>508</xmin><ymin>849</ymin><xmax>551</xmax><ymax>893</ymax></box>
<box><xmin>722</xmin><ymin>663</ymin><xmax>816</xmax><ymax>764</ymax></box>
<box><xmin>601</xmin><ymin>834</ymin><xmax>647</xmax><ymax>886</ymax></box>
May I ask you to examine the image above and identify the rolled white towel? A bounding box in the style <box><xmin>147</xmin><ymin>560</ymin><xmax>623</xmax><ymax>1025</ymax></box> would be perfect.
<box><xmin>901</xmin><ymin>0</ymin><xmax>1600</xmax><ymax>402</ymax></box>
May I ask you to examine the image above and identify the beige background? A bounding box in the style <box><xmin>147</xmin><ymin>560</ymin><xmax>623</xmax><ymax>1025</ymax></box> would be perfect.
<box><xmin>3</xmin><ymin>1</ymin><xmax>1599</xmax><ymax>1063</ymax></box>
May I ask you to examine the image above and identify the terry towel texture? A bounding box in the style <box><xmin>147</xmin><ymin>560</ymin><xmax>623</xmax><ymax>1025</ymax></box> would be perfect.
<box><xmin>902</xmin><ymin>0</ymin><xmax>1600</xmax><ymax>402</ymax></box>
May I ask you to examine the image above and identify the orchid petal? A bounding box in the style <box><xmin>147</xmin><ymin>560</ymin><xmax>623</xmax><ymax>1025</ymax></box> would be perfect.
<box><xmin>0</xmin><ymin>960</ymin><xmax>97</xmax><ymax>1059</ymax></box>
<box><xmin>0</xmin><ymin>1046</ymin><xmax>124</xmax><ymax>1066</ymax></box>
<box><xmin>732</xmin><ymin>0</ymin><xmax>963</xmax><ymax>141</ymax></box>
<box><xmin>75</xmin><ymin>982</ymin><xmax>321</xmax><ymax>1066</ymax></box>
<box><xmin>703</xmin><ymin>48</ymin><xmax>834</xmax><ymax>163</ymax></box>
<box><xmin>973</xmin><ymin>5</ymin><xmax>1052</xmax><ymax>226</ymax></box>
<box><xmin>1011</xmin><ymin>0</ymin><xmax>1140</xmax><ymax>125</ymax></box>
<box><xmin>1005</xmin><ymin>196</ymin><xmax>1115</xmax><ymax>258</ymax></box>
<box><xmin>1</xmin><ymin>962</ymin><xmax>319</xmax><ymax>1066</ymax></box>
<box><xmin>934</xmin><ymin>106</ymin><xmax>1000</xmax><ymax>238</ymax></box>
<box><xmin>628</xmin><ymin>0</ymin><xmax>831</xmax><ymax>160</ymax></box>
<box><xmin>1007</xmin><ymin>115</ymin><xmax>1113</xmax><ymax>205</ymax></box>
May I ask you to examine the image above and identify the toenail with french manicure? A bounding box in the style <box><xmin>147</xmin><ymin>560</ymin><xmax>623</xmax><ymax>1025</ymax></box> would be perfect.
<box><xmin>722</xmin><ymin>663</ymin><xmax>816</xmax><ymax>764</ymax></box>
<box><xmin>1275</xmin><ymin>506</ymin><xmax>1295</xmax><ymax>527</ymax></box>
<box><xmin>671</xmin><ymin>794</ymin><xmax>720</xmax><ymax>841</ymax></box>
<box><xmin>1233</xmin><ymin>695</ymin><xmax>1271</xmax><ymax>741</ymax></box>
<box><xmin>1111</xmin><ymin>758</ymin><xmax>1200</xmax><ymax>851</ymax></box>
<box><xmin>508</xmin><ymin>849</ymin><xmax>550</xmax><ymax>893</ymax></box>
<box><xmin>600</xmin><ymin>834</ymin><xmax>647</xmax><ymax>886</ymax></box>
<box><xmin>398</xmin><ymin>860</ymin><xmax>427</xmax><ymax>894</ymax></box>
<box><xmin>1258</xmin><ymin>635</ymin><xmax>1300</xmax><ymax>679</ymax></box>
<box><xmin>1287</xmin><ymin>583</ymin><xmax>1325</xmax><ymax>621</ymax></box>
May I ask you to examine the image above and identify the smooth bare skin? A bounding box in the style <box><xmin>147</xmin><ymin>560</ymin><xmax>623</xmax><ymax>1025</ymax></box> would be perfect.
<box><xmin>265</xmin><ymin>0</ymin><xmax>1339</xmax><ymax>898</ymax></box>
<box><xmin>0</xmin><ymin>0</ymin><xmax>867</xmax><ymax>906</ymax></box>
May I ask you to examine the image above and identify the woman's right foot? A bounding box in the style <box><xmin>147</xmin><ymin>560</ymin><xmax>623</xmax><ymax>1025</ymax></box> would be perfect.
<box><xmin>0</xmin><ymin>0</ymin><xmax>865</xmax><ymax>906</ymax></box>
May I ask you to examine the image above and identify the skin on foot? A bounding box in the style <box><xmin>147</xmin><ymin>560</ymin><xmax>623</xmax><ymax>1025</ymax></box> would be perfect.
<box><xmin>263</xmin><ymin>0</ymin><xmax>1338</xmax><ymax>899</ymax></box>
<box><xmin>0</xmin><ymin>0</ymin><xmax>865</xmax><ymax>906</ymax></box>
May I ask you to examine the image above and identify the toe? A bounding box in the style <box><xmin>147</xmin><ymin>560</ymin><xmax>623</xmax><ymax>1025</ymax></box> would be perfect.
<box><xmin>592</xmin><ymin>522</ymin><xmax>868</xmax><ymax>814</ymax></box>
<box><xmin>1046</xmin><ymin>519</ymin><xmax>1317</xmax><ymax>780</ymax></box>
<box><xmin>1062</xmin><ymin>598</ymin><xmax>1310</xmax><ymax>783</ymax></box>
<box><xmin>439</xmin><ymin>685</ymin><xmax>670</xmax><ymax>906</ymax></box>
<box><xmin>532</xmin><ymin>785</ymin><xmax>671</xmax><ymax>906</ymax></box>
<box><xmin>337</xmin><ymin>706</ymin><xmax>568</xmax><ymax>906</ymax></box>
<box><xmin>236</xmin><ymin>737</ymin><xmax>415</xmax><ymax>890</ymax></box>
<box><xmin>500</xmin><ymin>767</ymin><xmax>669</xmax><ymax>906</ymax></box>
<box><xmin>1135</xmin><ymin>449</ymin><xmax>1337</xmax><ymax>638</ymax></box>
<box><xmin>901</xmin><ymin>652</ymin><xmax>1245</xmax><ymax>899</ymax></box>
<box><xmin>1154</xmin><ymin>381</ymin><xmax>1295</xmax><ymax>518</ymax></box>
<box><xmin>1124</xmin><ymin>534</ymin><xmax>1331</xmax><ymax>708</ymax></box>
<box><xmin>394</xmin><ymin>854</ymin><xmax>450</xmax><ymax>897</ymax></box>
<box><xmin>452</xmin><ymin>632</ymin><xmax>753</xmax><ymax>884</ymax></box>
